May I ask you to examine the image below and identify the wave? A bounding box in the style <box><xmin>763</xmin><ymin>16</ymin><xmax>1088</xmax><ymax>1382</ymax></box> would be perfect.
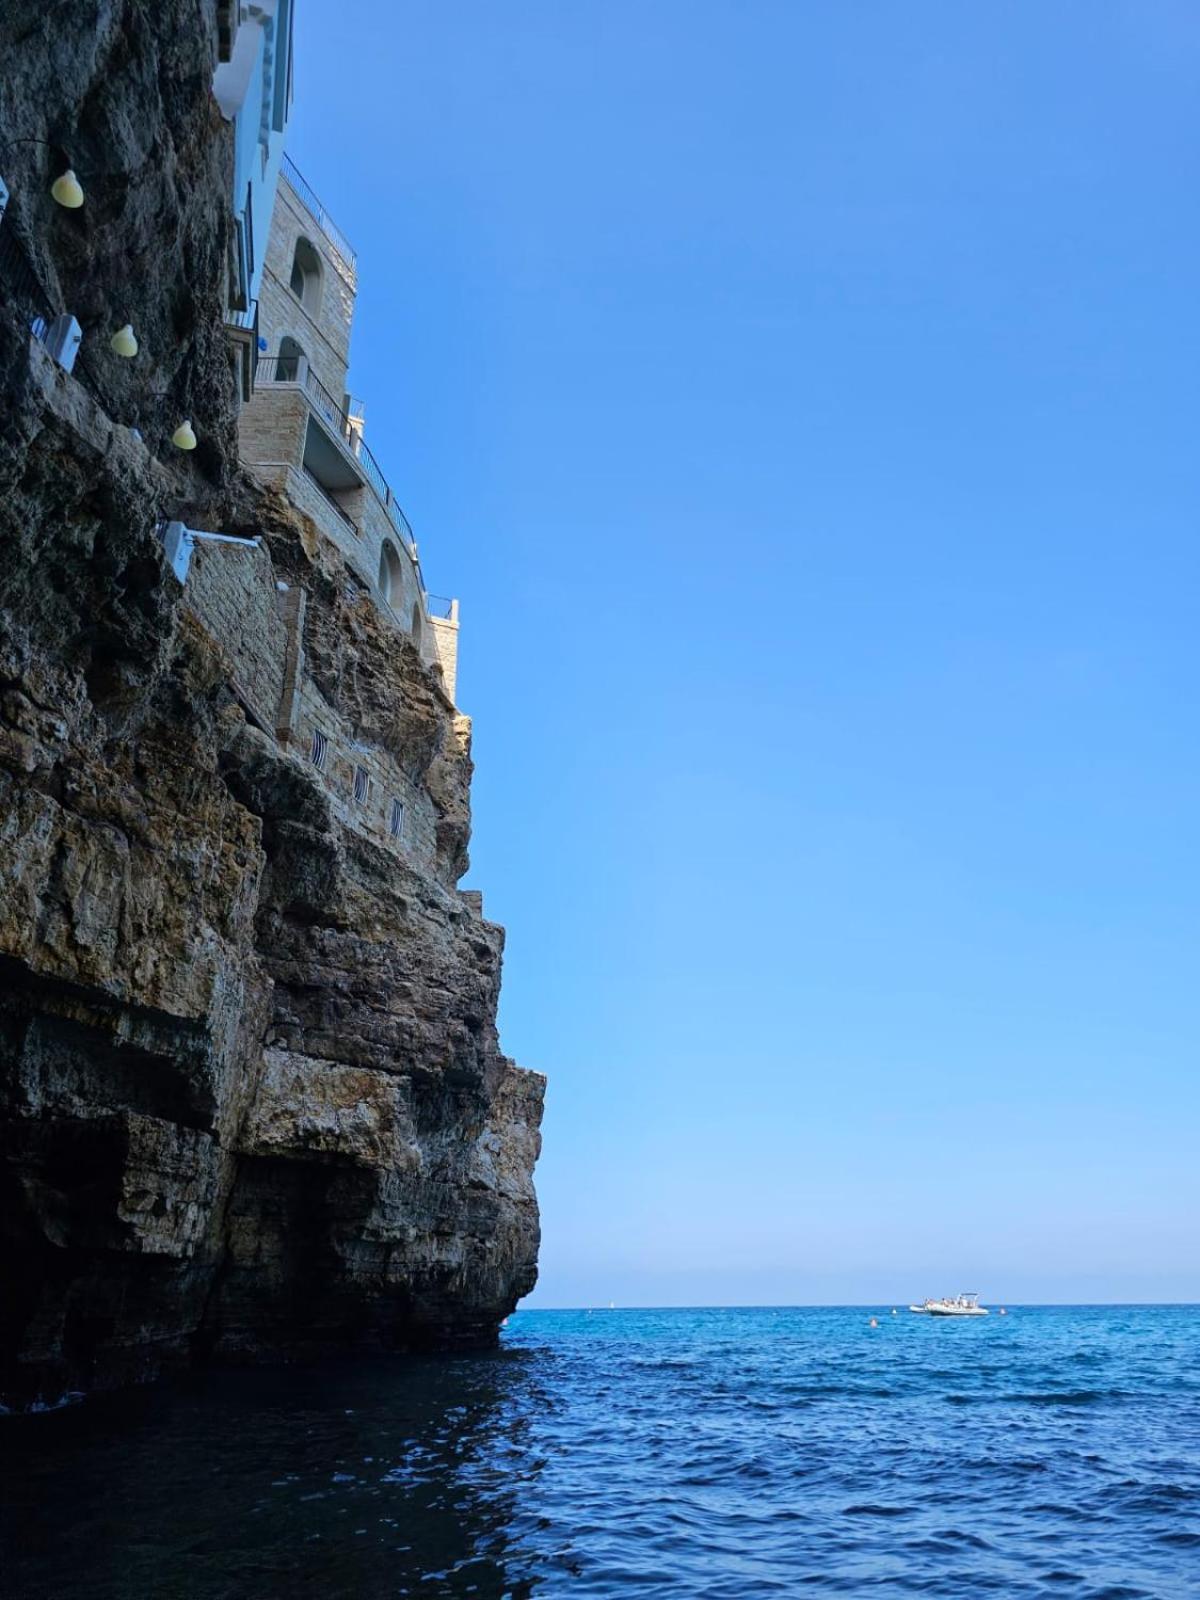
<box><xmin>945</xmin><ymin>1388</ymin><xmax>1125</xmax><ymax>1407</ymax></box>
<box><xmin>842</xmin><ymin>1503</ymin><xmax>914</xmax><ymax>1518</ymax></box>
<box><xmin>5</xmin><ymin>1306</ymin><xmax>1199</xmax><ymax>1597</ymax></box>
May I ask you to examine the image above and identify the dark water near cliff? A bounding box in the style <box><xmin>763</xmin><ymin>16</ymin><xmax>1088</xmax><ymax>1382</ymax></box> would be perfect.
<box><xmin>2</xmin><ymin>1306</ymin><xmax>1198</xmax><ymax>1597</ymax></box>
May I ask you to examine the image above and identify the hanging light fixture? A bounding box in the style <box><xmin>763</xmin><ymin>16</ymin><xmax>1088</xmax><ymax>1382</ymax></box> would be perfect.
<box><xmin>171</xmin><ymin>419</ymin><xmax>197</xmax><ymax>451</ymax></box>
<box><xmin>0</xmin><ymin>140</ymin><xmax>84</xmax><ymax>207</ymax></box>
<box><xmin>109</xmin><ymin>323</ymin><xmax>138</xmax><ymax>358</ymax></box>
<box><xmin>50</xmin><ymin>168</ymin><xmax>84</xmax><ymax>208</ymax></box>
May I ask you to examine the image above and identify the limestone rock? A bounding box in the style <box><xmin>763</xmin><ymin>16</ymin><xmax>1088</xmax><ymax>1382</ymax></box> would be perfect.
<box><xmin>0</xmin><ymin>0</ymin><xmax>542</xmax><ymax>1405</ymax></box>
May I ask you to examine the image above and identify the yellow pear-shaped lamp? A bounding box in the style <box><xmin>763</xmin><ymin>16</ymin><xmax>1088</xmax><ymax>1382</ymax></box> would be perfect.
<box><xmin>110</xmin><ymin>324</ymin><xmax>138</xmax><ymax>358</ymax></box>
<box><xmin>171</xmin><ymin>419</ymin><xmax>197</xmax><ymax>451</ymax></box>
<box><xmin>51</xmin><ymin>169</ymin><xmax>84</xmax><ymax>208</ymax></box>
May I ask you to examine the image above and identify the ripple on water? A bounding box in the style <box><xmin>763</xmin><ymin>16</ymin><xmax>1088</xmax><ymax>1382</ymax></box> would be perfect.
<box><xmin>1</xmin><ymin>1305</ymin><xmax>1198</xmax><ymax>1598</ymax></box>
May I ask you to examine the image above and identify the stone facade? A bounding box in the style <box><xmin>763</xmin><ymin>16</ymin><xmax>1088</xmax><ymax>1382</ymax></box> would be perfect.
<box><xmin>184</xmin><ymin>538</ymin><xmax>289</xmax><ymax>735</ymax></box>
<box><xmin>225</xmin><ymin>166</ymin><xmax>467</xmax><ymax>867</ymax></box>
<box><xmin>238</xmin><ymin>169</ymin><xmax>459</xmax><ymax>708</ymax></box>
<box><xmin>256</xmin><ymin>175</ymin><xmax>355</xmax><ymax>395</ymax></box>
<box><xmin>179</xmin><ymin>529</ymin><xmax>443</xmax><ymax>874</ymax></box>
<box><xmin>428</xmin><ymin>610</ymin><xmax>462</xmax><ymax>703</ymax></box>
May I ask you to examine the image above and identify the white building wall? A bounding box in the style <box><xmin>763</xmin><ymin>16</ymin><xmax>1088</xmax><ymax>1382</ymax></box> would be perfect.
<box><xmin>213</xmin><ymin>0</ymin><xmax>295</xmax><ymax>308</ymax></box>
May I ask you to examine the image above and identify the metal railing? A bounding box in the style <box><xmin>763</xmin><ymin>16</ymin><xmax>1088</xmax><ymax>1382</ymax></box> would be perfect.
<box><xmin>281</xmin><ymin>153</ymin><xmax>357</xmax><ymax>273</ymax></box>
<box><xmin>425</xmin><ymin>594</ymin><xmax>456</xmax><ymax>621</ymax></box>
<box><xmin>256</xmin><ymin>355</ymin><xmax>419</xmax><ymax>558</ymax></box>
<box><xmin>253</xmin><ymin>354</ymin><xmax>297</xmax><ymax>383</ymax></box>
<box><xmin>384</xmin><ymin>492</ymin><xmax>414</xmax><ymax>545</ymax></box>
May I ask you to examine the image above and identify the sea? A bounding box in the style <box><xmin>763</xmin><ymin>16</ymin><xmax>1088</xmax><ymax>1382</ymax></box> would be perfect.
<box><xmin>2</xmin><ymin>1305</ymin><xmax>1197</xmax><ymax>1597</ymax></box>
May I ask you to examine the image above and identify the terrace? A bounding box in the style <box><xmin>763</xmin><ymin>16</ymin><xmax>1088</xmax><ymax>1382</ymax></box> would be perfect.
<box><xmin>254</xmin><ymin>353</ymin><xmax>419</xmax><ymax>563</ymax></box>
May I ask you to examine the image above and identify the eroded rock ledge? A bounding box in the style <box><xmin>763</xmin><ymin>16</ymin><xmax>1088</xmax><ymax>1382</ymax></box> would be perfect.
<box><xmin>0</xmin><ymin>2</ymin><xmax>542</xmax><ymax>1405</ymax></box>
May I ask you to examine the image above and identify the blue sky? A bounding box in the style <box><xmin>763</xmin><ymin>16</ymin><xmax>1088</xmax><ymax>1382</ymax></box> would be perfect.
<box><xmin>289</xmin><ymin>2</ymin><xmax>1200</xmax><ymax>1304</ymax></box>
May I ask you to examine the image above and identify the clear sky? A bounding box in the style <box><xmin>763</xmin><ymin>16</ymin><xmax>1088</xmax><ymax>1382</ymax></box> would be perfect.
<box><xmin>288</xmin><ymin>2</ymin><xmax>1199</xmax><ymax>1305</ymax></box>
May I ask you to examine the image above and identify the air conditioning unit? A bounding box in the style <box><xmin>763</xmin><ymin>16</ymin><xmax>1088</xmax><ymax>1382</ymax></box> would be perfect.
<box><xmin>43</xmin><ymin>313</ymin><xmax>83</xmax><ymax>374</ymax></box>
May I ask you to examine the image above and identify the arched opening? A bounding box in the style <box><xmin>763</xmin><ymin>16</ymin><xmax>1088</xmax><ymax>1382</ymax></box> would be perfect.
<box><xmin>378</xmin><ymin>539</ymin><xmax>403</xmax><ymax>607</ymax></box>
<box><xmin>289</xmin><ymin>236</ymin><xmax>323</xmax><ymax>311</ymax></box>
<box><xmin>277</xmin><ymin>335</ymin><xmax>306</xmax><ymax>382</ymax></box>
<box><xmin>411</xmin><ymin>601</ymin><xmax>425</xmax><ymax>651</ymax></box>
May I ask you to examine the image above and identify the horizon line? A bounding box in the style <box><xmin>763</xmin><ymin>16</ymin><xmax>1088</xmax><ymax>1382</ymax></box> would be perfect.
<box><xmin>515</xmin><ymin>1300</ymin><xmax>1200</xmax><ymax>1311</ymax></box>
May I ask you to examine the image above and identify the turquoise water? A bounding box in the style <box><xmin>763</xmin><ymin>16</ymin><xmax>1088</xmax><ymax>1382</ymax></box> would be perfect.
<box><xmin>2</xmin><ymin>1305</ymin><xmax>1198</xmax><ymax>1596</ymax></box>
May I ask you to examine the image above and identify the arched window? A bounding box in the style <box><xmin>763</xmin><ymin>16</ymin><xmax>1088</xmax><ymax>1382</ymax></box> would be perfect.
<box><xmin>277</xmin><ymin>335</ymin><xmax>306</xmax><ymax>382</ymax></box>
<box><xmin>378</xmin><ymin>539</ymin><xmax>403</xmax><ymax>606</ymax></box>
<box><xmin>289</xmin><ymin>236</ymin><xmax>323</xmax><ymax>311</ymax></box>
<box><xmin>411</xmin><ymin>601</ymin><xmax>425</xmax><ymax>650</ymax></box>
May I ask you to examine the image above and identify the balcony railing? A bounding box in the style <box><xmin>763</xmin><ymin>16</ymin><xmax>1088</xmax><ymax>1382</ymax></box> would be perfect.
<box><xmin>281</xmin><ymin>153</ymin><xmax>356</xmax><ymax>274</ymax></box>
<box><xmin>425</xmin><ymin>594</ymin><xmax>456</xmax><ymax>621</ymax></box>
<box><xmin>254</xmin><ymin>354</ymin><xmax>296</xmax><ymax>383</ymax></box>
<box><xmin>256</xmin><ymin>355</ymin><xmax>420</xmax><ymax>559</ymax></box>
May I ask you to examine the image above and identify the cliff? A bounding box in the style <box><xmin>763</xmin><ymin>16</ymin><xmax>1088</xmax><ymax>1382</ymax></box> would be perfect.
<box><xmin>0</xmin><ymin>2</ymin><xmax>542</xmax><ymax>1406</ymax></box>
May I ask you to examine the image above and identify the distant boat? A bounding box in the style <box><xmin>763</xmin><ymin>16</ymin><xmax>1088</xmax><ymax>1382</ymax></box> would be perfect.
<box><xmin>911</xmin><ymin>1293</ymin><xmax>989</xmax><ymax>1318</ymax></box>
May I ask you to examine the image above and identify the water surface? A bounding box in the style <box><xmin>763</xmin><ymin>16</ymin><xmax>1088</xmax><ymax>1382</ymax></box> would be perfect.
<box><xmin>2</xmin><ymin>1305</ymin><xmax>1198</xmax><ymax>1596</ymax></box>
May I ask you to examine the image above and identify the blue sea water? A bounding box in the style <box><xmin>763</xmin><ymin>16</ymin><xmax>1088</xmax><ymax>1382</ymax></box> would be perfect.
<box><xmin>1</xmin><ymin>1305</ymin><xmax>1198</xmax><ymax>1597</ymax></box>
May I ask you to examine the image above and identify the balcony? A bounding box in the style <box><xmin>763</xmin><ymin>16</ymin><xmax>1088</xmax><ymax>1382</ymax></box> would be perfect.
<box><xmin>248</xmin><ymin>354</ymin><xmax>456</xmax><ymax>664</ymax></box>
<box><xmin>256</xmin><ymin>355</ymin><xmax>418</xmax><ymax>550</ymax></box>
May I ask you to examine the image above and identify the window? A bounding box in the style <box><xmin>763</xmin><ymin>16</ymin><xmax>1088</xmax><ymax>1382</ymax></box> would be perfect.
<box><xmin>309</xmin><ymin>727</ymin><xmax>327</xmax><ymax>770</ymax></box>
<box><xmin>389</xmin><ymin>798</ymin><xmax>405</xmax><ymax>839</ymax></box>
<box><xmin>378</xmin><ymin>539</ymin><xmax>403</xmax><ymax>607</ymax></box>
<box><xmin>353</xmin><ymin>765</ymin><xmax>370</xmax><ymax>805</ymax></box>
<box><xmin>277</xmin><ymin>335</ymin><xmax>306</xmax><ymax>382</ymax></box>
<box><xmin>289</xmin><ymin>236</ymin><xmax>323</xmax><ymax>311</ymax></box>
<box><xmin>410</xmin><ymin>600</ymin><xmax>425</xmax><ymax>651</ymax></box>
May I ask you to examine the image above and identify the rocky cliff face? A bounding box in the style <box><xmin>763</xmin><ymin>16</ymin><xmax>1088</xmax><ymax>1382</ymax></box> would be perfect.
<box><xmin>0</xmin><ymin>2</ymin><xmax>542</xmax><ymax>1406</ymax></box>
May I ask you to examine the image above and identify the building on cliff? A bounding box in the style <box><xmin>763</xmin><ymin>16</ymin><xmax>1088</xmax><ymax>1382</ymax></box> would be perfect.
<box><xmin>0</xmin><ymin>0</ymin><xmax>542</xmax><ymax>1407</ymax></box>
<box><xmin>239</xmin><ymin>160</ymin><xmax>461</xmax><ymax>700</ymax></box>
<box><xmin>210</xmin><ymin>157</ymin><xmax>464</xmax><ymax>859</ymax></box>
